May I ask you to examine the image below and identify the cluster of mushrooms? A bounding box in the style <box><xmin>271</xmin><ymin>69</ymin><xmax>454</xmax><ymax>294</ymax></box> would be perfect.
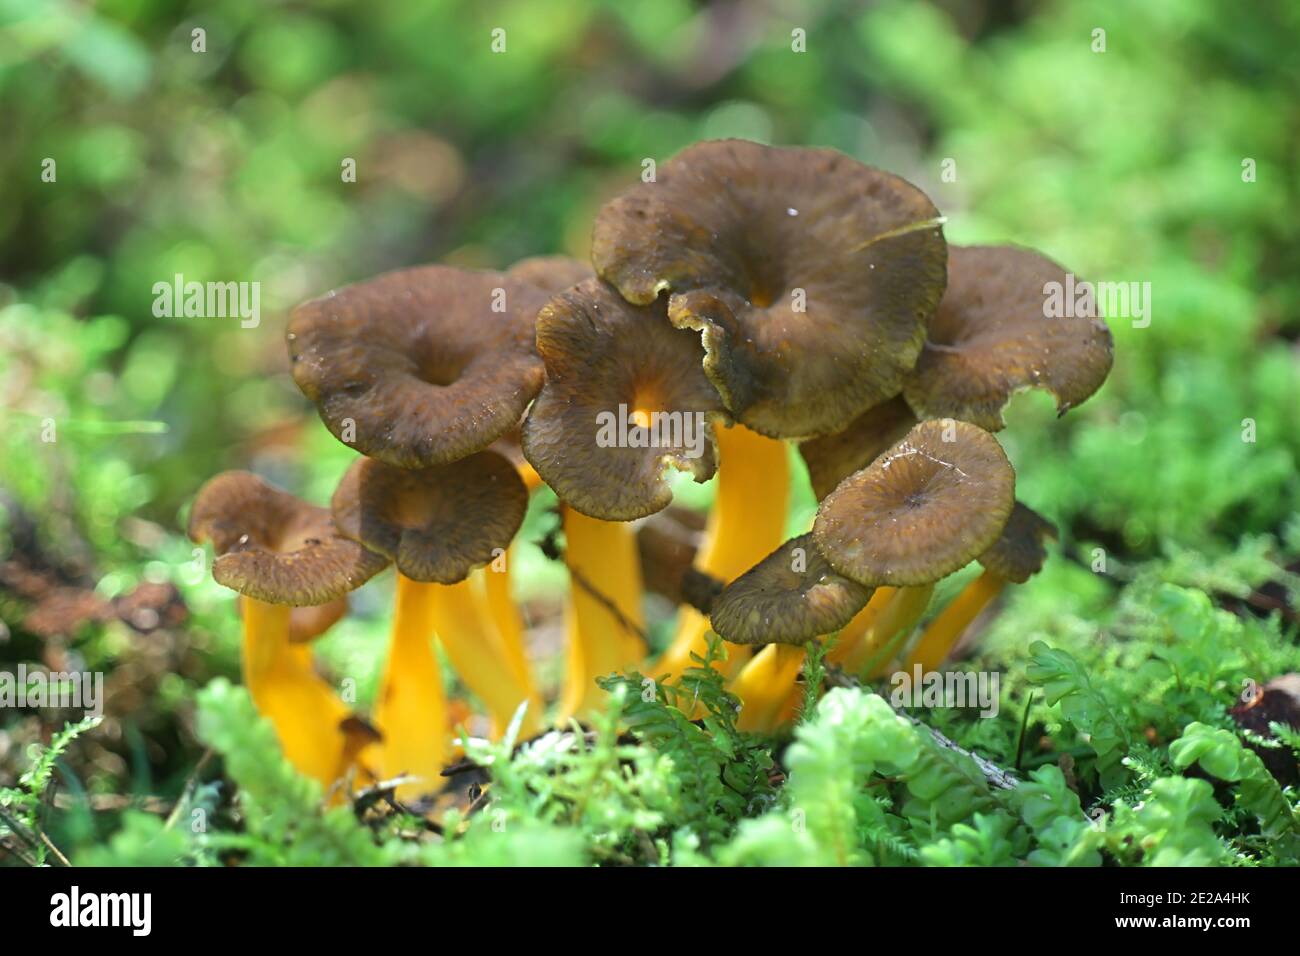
<box><xmin>187</xmin><ymin>140</ymin><xmax>1112</xmax><ymax>798</ymax></box>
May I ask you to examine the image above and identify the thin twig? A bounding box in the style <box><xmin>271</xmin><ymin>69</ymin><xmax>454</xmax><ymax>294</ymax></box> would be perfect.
<box><xmin>823</xmin><ymin>666</ymin><xmax>1020</xmax><ymax>791</ymax></box>
<box><xmin>1014</xmin><ymin>692</ymin><xmax>1036</xmax><ymax>773</ymax></box>
<box><xmin>536</xmin><ymin>523</ymin><xmax>651</xmax><ymax>646</ymax></box>
<box><xmin>165</xmin><ymin>748</ymin><xmax>214</xmax><ymax>831</ymax></box>
<box><xmin>39</xmin><ymin>830</ymin><xmax>71</xmax><ymax>867</ymax></box>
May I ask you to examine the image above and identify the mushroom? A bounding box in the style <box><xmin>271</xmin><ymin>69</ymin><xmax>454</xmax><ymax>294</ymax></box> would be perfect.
<box><xmin>331</xmin><ymin>450</ymin><xmax>535</xmax><ymax>794</ymax></box>
<box><xmin>592</xmin><ymin>142</ymin><xmax>946</xmax><ymax>685</ymax></box>
<box><xmin>520</xmin><ymin>277</ymin><xmax>727</xmax><ymax>715</ymax></box>
<box><xmin>710</xmin><ymin>534</ymin><xmax>872</xmax><ymax>647</ymax></box>
<box><xmin>592</xmin><ymin>139</ymin><xmax>948</xmax><ymax>439</ymax></box>
<box><xmin>904</xmin><ymin>501</ymin><xmax>1057</xmax><ymax>671</ymax></box>
<box><xmin>813</xmin><ymin>419</ymin><xmax>1016</xmax><ymax>587</ymax></box>
<box><xmin>287</xmin><ymin>264</ymin><xmax>553</xmax><ymax>469</ymax></box>
<box><xmin>187</xmin><ymin>471</ymin><xmax>389</xmax><ymax>787</ymax></box>
<box><xmin>289</xmin><ymin>257</ymin><xmax>587</xmax><ymax>759</ymax></box>
<box><xmin>808</xmin><ymin>418</ymin><xmax>1017</xmax><ymax>678</ymax></box>
<box><xmin>521</xmin><ymin>277</ymin><xmax>724</xmax><ymax>521</ymax></box>
<box><xmin>708</xmin><ymin>534</ymin><xmax>871</xmax><ymax>732</ymax></box>
<box><xmin>901</xmin><ymin>245</ymin><xmax>1114</xmax><ymax>430</ymax></box>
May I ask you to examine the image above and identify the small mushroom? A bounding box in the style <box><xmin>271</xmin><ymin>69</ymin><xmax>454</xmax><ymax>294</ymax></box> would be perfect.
<box><xmin>592</xmin><ymin>139</ymin><xmax>948</xmax><ymax>439</ymax></box>
<box><xmin>519</xmin><ymin>277</ymin><xmax>728</xmax><ymax>716</ymax></box>
<box><xmin>288</xmin><ymin>265</ymin><xmax>554</xmax><ymax>469</ymax></box>
<box><xmin>521</xmin><ymin>277</ymin><xmax>726</xmax><ymax>521</ymax></box>
<box><xmin>812</xmin><ymin>419</ymin><xmax>1016</xmax><ymax>588</ymax></box>
<box><xmin>187</xmin><ymin>471</ymin><xmax>388</xmax><ymax>787</ymax></box>
<box><xmin>710</xmin><ymin>534</ymin><xmax>872</xmax><ymax>732</ymax></box>
<box><xmin>901</xmin><ymin>245</ymin><xmax>1114</xmax><ymax>430</ymax></box>
<box><xmin>331</xmin><ymin>451</ymin><xmax>537</xmax><ymax>792</ymax></box>
<box><xmin>904</xmin><ymin>501</ymin><xmax>1057</xmax><ymax>671</ymax></box>
<box><xmin>709</xmin><ymin>535</ymin><xmax>871</xmax><ymax>646</ymax></box>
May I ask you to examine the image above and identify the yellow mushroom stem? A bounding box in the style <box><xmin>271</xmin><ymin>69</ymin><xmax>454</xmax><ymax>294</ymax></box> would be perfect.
<box><xmin>558</xmin><ymin>507</ymin><xmax>646</xmax><ymax>721</ymax></box>
<box><xmin>240</xmin><ymin>597</ymin><xmax>362</xmax><ymax>789</ymax></box>
<box><xmin>848</xmin><ymin>583</ymin><xmax>936</xmax><ymax>678</ymax></box>
<box><xmin>768</xmin><ymin>584</ymin><xmax>938</xmax><ymax>724</ymax></box>
<box><xmin>826</xmin><ymin>586</ymin><xmax>897</xmax><ymax>668</ymax></box>
<box><xmin>733</xmin><ymin>643</ymin><xmax>807</xmax><ymax>733</ymax></box>
<box><xmin>375</xmin><ymin>574</ymin><xmax>451</xmax><ymax>799</ymax></box>
<box><xmin>904</xmin><ymin>570</ymin><xmax>1006</xmax><ymax>672</ymax></box>
<box><xmin>654</xmin><ymin>424</ymin><xmax>790</xmax><ymax>682</ymax></box>
<box><xmin>419</xmin><ymin>575</ymin><xmax>541</xmax><ymax>740</ymax></box>
<box><xmin>478</xmin><ymin>560</ymin><xmax>540</xmax><ymax>718</ymax></box>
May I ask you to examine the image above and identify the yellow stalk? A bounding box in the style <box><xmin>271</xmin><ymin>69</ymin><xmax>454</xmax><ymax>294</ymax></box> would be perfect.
<box><xmin>423</xmin><ymin>576</ymin><xmax>541</xmax><ymax>739</ymax></box>
<box><xmin>476</xmin><ymin>562</ymin><xmax>541</xmax><ymax>717</ymax></box>
<box><xmin>768</xmin><ymin>584</ymin><xmax>941</xmax><ymax>728</ymax></box>
<box><xmin>903</xmin><ymin>571</ymin><xmax>1005</xmax><ymax>672</ymax></box>
<box><xmin>851</xmin><ymin>583</ymin><xmax>937</xmax><ymax>678</ymax></box>
<box><xmin>375</xmin><ymin>574</ymin><xmax>450</xmax><ymax>799</ymax></box>
<box><xmin>654</xmin><ymin>424</ymin><xmax>789</xmax><ymax>682</ymax></box>
<box><xmin>558</xmin><ymin>507</ymin><xmax>646</xmax><ymax>721</ymax></box>
<box><xmin>241</xmin><ymin>597</ymin><xmax>358</xmax><ymax>789</ymax></box>
<box><xmin>827</xmin><ymin>587</ymin><xmax>897</xmax><ymax>667</ymax></box>
<box><xmin>733</xmin><ymin>643</ymin><xmax>807</xmax><ymax>733</ymax></box>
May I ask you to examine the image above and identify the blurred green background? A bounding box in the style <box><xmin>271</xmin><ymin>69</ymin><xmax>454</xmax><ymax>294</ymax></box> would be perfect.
<box><xmin>1</xmin><ymin>0</ymin><xmax>1298</xmax><ymax>841</ymax></box>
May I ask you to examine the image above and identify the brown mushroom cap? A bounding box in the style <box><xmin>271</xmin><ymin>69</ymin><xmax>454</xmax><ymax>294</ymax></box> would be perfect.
<box><xmin>288</xmin><ymin>265</ymin><xmax>552</xmax><ymax>469</ymax></box>
<box><xmin>709</xmin><ymin>534</ymin><xmax>872</xmax><ymax>645</ymax></box>
<box><xmin>331</xmin><ymin>450</ymin><xmax>528</xmax><ymax>584</ymax></box>
<box><xmin>799</xmin><ymin>395</ymin><xmax>918</xmax><ymax>501</ymax></box>
<box><xmin>902</xmin><ymin>245</ymin><xmax>1114</xmax><ymax>430</ymax></box>
<box><xmin>188</xmin><ymin>471</ymin><xmax>389</xmax><ymax>606</ymax></box>
<box><xmin>520</xmin><ymin>278</ymin><xmax>726</xmax><ymax>521</ymax></box>
<box><xmin>591</xmin><ymin>139</ymin><xmax>948</xmax><ymax>439</ymax></box>
<box><xmin>812</xmin><ymin>420</ymin><xmax>1015</xmax><ymax>587</ymax></box>
<box><xmin>978</xmin><ymin>501</ymin><xmax>1057</xmax><ymax>584</ymax></box>
<box><xmin>505</xmin><ymin>255</ymin><xmax>593</xmax><ymax>295</ymax></box>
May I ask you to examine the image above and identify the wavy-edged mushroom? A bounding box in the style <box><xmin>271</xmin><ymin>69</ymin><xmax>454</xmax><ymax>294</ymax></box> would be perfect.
<box><xmin>520</xmin><ymin>277</ymin><xmax>728</xmax><ymax>715</ymax></box>
<box><xmin>902</xmin><ymin>245</ymin><xmax>1114</xmax><ymax>430</ymax></box>
<box><xmin>591</xmin><ymin>141</ymin><xmax>945</xmax><ymax>686</ymax></box>
<box><xmin>807</xmin><ymin>419</ymin><xmax>1015</xmax><ymax>679</ymax></box>
<box><xmin>521</xmin><ymin>277</ymin><xmax>725</xmax><ymax>521</ymax></box>
<box><xmin>331</xmin><ymin>450</ymin><xmax>535</xmax><ymax>794</ymax></box>
<box><xmin>709</xmin><ymin>534</ymin><xmax>871</xmax><ymax>732</ymax></box>
<box><xmin>187</xmin><ymin>471</ymin><xmax>388</xmax><ymax>787</ymax></box>
<box><xmin>288</xmin><ymin>264</ymin><xmax>552</xmax><ymax>469</ymax></box>
<box><xmin>813</xmin><ymin>419</ymin><xmax>1016</xmax><ymax>587</ymax></box>
<box><xmin>904</xmin><ymin>501</ymin><xmax>1057</xmax><ymax>671</ymax></box>
<box><xmin>710</xmin><ymin>534</ymin><xmax>871</xmax><ymax>646</ymax></box>
<box><xmin>592</xmin><ymin>139</ymin><xmax>947</xmax><ymax>440</ymax></box>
